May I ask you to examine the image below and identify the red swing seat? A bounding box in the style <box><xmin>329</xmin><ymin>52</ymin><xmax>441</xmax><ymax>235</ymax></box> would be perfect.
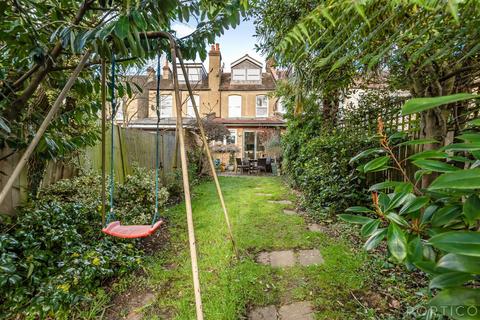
<box><xmin>102</xmin><ymin>220</ymin><xmax>164</xmax><ymax>239</ymax></box>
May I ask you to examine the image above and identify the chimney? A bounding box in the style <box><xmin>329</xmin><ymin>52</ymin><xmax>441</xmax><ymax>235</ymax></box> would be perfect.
<box><xmin>162</xmin><ymin>59</ymin><xmax>171</xmax><ymax>80</ymax></box>
<box><xmin>146</xmin><ymin>66</ymin><xmax>155</xmax><ymax>83</ymax></box>
<box><xmin>208</xmin><ymin>43</ymin><xmax>221</xmax><ymax>91</ymax></box>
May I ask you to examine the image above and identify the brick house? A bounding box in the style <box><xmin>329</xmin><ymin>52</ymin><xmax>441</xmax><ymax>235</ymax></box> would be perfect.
<box><xmin>120</xmin><ymin>43</ymin><xmax>286</xmax><ymax>162</ymax></box>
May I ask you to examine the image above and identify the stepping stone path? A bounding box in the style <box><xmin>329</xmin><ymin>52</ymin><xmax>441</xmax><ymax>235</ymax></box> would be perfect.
<box><xmin>249</xmin><ymin>302</ymin><xmax>314</xmax><ymax>320</ymax></box>
<box><xmin>268</xmin><ymin>200</ymin><xmax>293</xmax><ymax>205</ymax></box>
<box><xmin>256</xmin><ymin>249</ymin><xmax>323</xmax><ymax>267</ymax></box>
<box><xmin>307</xmin><ymin>223</ymin><xmax>325</xmax><ymax>232</ymax></box>
<box><xmin>283</xmin><ymin>209</ymin><xmax>297</xmax><ymax>215</ymax></box>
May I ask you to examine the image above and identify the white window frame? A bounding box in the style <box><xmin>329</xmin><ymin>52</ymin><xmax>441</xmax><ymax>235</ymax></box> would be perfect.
<box><xmin>188</xmin><ymin>68</ymin><xmax>201</xmax><ymax>82</ymax></box>
<box><xmin>228</xmin><ymin>95</ymin><xmax>242</xmax><ymax>118</ymax></box>
<box><xmin>277</xmin><ymin>97</ymin><xmax>286</xmax><ymax>114</ymax></box>
<box><xmin>186</xmin><ymin>95</ymin><xmax>199</xmax><ymax>118</ymax></box>
<box><xmin>255</xmin><ymin>95</ymin><xmax>268</xmax><ymax>117</ymax></box>
<box><xmin>232</xmin><ymin>69</ymin><xmax>246</xmax><ymax>81</ymax></box>
<box><xmin>224</xmin><ymin>129</ymin><xmax>237</xmax><ymax>145</ymax></box>
<box><xmin>247</xmin><ymin>68</ymin><xmax>261</xmax><ymax>81</ymax></box>
<box><xmin>160</xmin><ymin>94</ymin><xmax>173</xmax><ymax>117</ymax></box>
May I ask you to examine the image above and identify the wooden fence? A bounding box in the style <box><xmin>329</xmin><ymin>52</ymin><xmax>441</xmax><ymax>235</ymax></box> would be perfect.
<box><xmin>0</xmin><ymin>126</ymin><xmax>178</xmax><ymax>215</ymax></box>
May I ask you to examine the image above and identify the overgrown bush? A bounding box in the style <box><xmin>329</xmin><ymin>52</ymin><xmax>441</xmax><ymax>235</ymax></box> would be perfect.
<box><xmin>39</xmin><ymin>166</ymin><xmax>169</xmax><ymax>224</ymax></box>
<box><xmin>0</xmin><ymin>167</ymin><xmax>171</xmax><ymax>318</ymax></box>
<box><xmin>341</xmin><ymin>94</ymin><xmax>480</xmax><ymax>319</ymax></box>
<box><xmin>288</xmin><ymin>130</ymin><xmax>374</xmax><ymax>218</ymax></box>
<box><xmin>0</xmin><ymin>203</ymin><xmax>141</xmax><ymax>319</ymax></box>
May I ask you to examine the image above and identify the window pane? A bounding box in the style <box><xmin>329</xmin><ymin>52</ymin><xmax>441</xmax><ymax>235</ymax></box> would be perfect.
<box><xmin>226</xmin><ymin>130</ymin><xmax>236</xmax><ymax>144</ymax></box>
<box><xmin>160</xmin><ymin>95</ymin><xmax>173</xmax><ymax>117</ymax></box>
<box><xmin>186</xmin><ymin>95</ymin><xmax>199</xmax><ymax>117</ymax></box>
<box><xmin>228</xmin><ymin>95</ymin><xmax>242</xmax><ymax>117</ymax></box>
<box><xmin>256</xmin><ymin>95</ymin><xmax>268</xmax><ymax>117</ymax></box>
<box><xmin>247</xmin><ymin>69</ymin><xmax>261</xmax><ymax>81</ymax></box>
<box><xmin>232</xmin><ymin>69</ymin><xmax>246</xmax><ymax>81</ymax></box>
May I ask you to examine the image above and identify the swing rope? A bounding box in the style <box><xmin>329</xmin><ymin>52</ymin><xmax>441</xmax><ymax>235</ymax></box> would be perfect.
<box><xmin>151</xmin><ymin>53</ymin><xmax>162</xmax><ymax>226</ymax></box>
<box><xmin>106</xmin><ymin>53</ymin><xmax>116</xmax><ymax>226</ymax></box>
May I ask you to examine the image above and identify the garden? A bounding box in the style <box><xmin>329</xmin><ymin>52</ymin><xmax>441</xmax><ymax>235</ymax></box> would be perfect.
<box><xmin>1</xmin><ymin>1</ymin><xmax>480</xmax><ymax>320</ymax></box>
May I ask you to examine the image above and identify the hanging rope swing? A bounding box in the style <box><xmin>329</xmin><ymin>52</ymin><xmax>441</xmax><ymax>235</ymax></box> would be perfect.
<box><xmin>102</xmin><ymin>54</ymin><xmax>164</xmax><ymax>239</ymax></box>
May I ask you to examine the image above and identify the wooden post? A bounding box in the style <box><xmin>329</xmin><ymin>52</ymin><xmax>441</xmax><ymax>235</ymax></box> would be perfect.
<box><xmin>169</xmin><ymin>39</ymin><xmax>204</xmax><ymax>320</ymax></box>
<box><xmin>101</xmin><ymin>59</ymin><xmax>107</xmax><ymax>226</ymax></box>
<box><xmin>176</xmin><ymin>47</ymin><xmax>239</xmax><ymax>257</ymax></box>
<box><xmin>0</xmin><ymin>50</ymin><xmax>92</xmax><ymax>207</ymax></box>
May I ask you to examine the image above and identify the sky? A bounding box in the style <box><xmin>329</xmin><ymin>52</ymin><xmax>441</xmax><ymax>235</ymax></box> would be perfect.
<box><xmin>171</xmin><ymin>18</ymin><xmax>266</xmax><ymax>72</ymax></box>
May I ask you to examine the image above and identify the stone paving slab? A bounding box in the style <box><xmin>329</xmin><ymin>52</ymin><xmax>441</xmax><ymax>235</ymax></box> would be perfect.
<box><xmin>298</xmin><ymin>249</ymin><xmax>324</xmax><ymax>266</ymax></box>
<box><xmin>268</xmin><ymin>200</ymin><xmax>293</xmax><ymax>205</ymax></box>
<box><xmin>248</xmin><ymin>305</ymin><xmax>278</xmax><ymax>320</ymax></box>
<box><xmin>257</xmin><ymin>249</ymin><xmax>324</xmax><ymax>267</ymax></box>
<box><xmin>256</xmin><ymin>193</ymin><xmax>273</xmax><ymax>196</ymax></box>
<box><xmin>283</xmin><ymin>209</ymin><xmax>297</xmax><ymax>215</ymax></box>
<box><xmin>307</xmin><ymin>224</ymin><xmax>325</xmax><ymax>232</ymax></box>
<box><xmin>279</xmin><ymin>301</ymin><xmax>314</xmax><ymax>320</ymax></box>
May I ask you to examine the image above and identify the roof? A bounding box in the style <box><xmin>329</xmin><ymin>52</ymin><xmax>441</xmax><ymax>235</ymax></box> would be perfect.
<box><xmin>219</xmin><ymin>73</ymin><xmax>276</xmax><ymax>91</ymax></box>
<box><xmin>231</xmin><ymin>54</ymin><xmax>263</xmax><ymax>68</ymax></box>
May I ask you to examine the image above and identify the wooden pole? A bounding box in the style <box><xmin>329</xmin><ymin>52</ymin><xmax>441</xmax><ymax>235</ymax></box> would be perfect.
<box><xmin>176</xmin><ymin>47</ymin><xmax>238</xmax><ymax>257</ymax></box>
<box><xmin>169</xmin><ymin>39</ymin><xmax>204</xmax><ymax>320</ymax></box>
<box><xmin>0</xmin><ymin>50</ymin><xmax>92</xmax><ymax>207</ymax></box>
<box><xmin>101</xmin><ymin>59</ymin><xmax>107</xmax><ymax>226</ymax></box>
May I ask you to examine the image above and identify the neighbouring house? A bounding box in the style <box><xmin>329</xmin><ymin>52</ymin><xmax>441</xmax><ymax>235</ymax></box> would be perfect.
<box><xmin>119</xmin><ymin>43</ymin><xmax>287</xmax><ymax>164</ymax></box>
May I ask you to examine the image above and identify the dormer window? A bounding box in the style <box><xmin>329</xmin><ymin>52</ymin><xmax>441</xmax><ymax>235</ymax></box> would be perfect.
<box><xmin>247</xmin><ymin>69</ymin><xmax>261</xmax><ymax>81</ymax></box>
<box><xmin>230</xmin><ymin>54</ymin><xmax>263</xmax><ymax>84</ymax></box>
<box><xmin>176</xmin><ymin>65</ymin><xmax>205</xmax><ymax>83</ymax></box>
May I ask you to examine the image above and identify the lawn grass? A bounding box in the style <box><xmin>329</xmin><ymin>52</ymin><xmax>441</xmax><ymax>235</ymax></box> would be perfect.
<box><xmin>101</xmin><ymin>176</ymin><xmax>374</xmax><ymax>320</ymax></box>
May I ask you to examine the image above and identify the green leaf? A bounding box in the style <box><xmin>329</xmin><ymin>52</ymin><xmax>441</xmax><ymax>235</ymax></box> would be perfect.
<box><xmin>431</xmin><ymin>206</ymin><xmax>462</xmax><ymax>227</ymax></box>
<box><xmin>386</xmin><ymin>192</ymin><xmax>413</xmax><ymax>212</ymax></box>
<box><xmin>361</xmin><ymin>219</ymin><xmax>381</xmax><ymax>237</ymax></box>
<box><xmin>429</xmin><ymin>232</ymin><xmax>480</xmax><ymax>257</ymax></box>
<box><xmin>345</xmin><ymin>206</ymin><xmax>373</xmax><ymax>213</ymax></box>
<box><xmin>339</xmin><ymin>214</ymin><xmax>373</xmax><ymax>225</ymax></box>
<box><xmin>437</xmin><ymin>253</ymin><xmax>480</xmax><ymax>274</ymax></box>
<box><xmin>430</xmin><ymin>288</ymin><xmax>480</xmax><ymax>320</ymax></box>
<box><xmin>349</xmin><ymin>148</ymin><xmax>384</xmax><ymax>164</ymax></box>
<box><xmin>364</xmin><ymin>228</ymin><xmax>387</xmax><ymax>251</ymax></box>
<box><xmin>386</xmin><ymin>212</ymin><xmax>409</xmax><ymax>227</ymax></box>
<box><xmin>464</xmin><ymin>195</ymin><xmax>480</xmax><ymax>225</ymax></box>
<box><xmin>413</xmin><ymin>159</ymin><xmax>459</xmax><ymax>173</ymax></box>
<box><xmin>429</xmin><ymin>272</ymin><xmax>473</xmax><ymax>289</ymax></box>
<box><xmin>407</xmin><ymin>150</ymin><xmax>448</xmax><ymax>160</ymax></box>
<box><xmin>400</xmin><ymin>196</ymin><xmax>430</xmax><ymax>215</ymax></box>
<box><xmin>0</xmin><ymin>117</ymin><xmax>10</xmax><ymax>133</ymax></box>
<box><xmin>368</xmin><ymin>181</ymin><xmax>409</xmax><ymax>192</ymax></box>
<box><xmin>363</xmin><ymin>156</ymin><xmax>390</xmax><ymax>173</ymax></box>
<box><xmin>114</xmin><ymin>16</ymin><xmax>130</xmax><ymax>40</ymax></box>
<box><xmin>443</xmin><ymin>143</ymin><xmax>480</xmax><ymax>152</ymax></box>
<box><xmin>402</xmin><ymin>93</ymin><xmax>479</xmax><ymax>115</ymax></box>
<box><xmin>407</xmin><ymin>236</ymin><xmax>423</xmax><ymax>262</ymax></box>
<box><xmin>429</xmin><ymin>169</ymin><xmax>480</xmax><ymax>190</ymax></box>
<box><xmin>397</xmin><ymin>139</ymin><xmax>439</xmax><ymax>146</ymax></box>
<box><xmin>387</xmin><ymin>223</ymin><xmax>407</xmax><ymax>262</ymax></box>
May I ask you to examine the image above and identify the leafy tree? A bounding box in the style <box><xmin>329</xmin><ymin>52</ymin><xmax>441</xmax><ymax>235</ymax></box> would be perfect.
<box><xmin>0</xmin><ymin>0</ymin><xmax>249</xmax><ymax>192</ymax></box>
<box><xmin>253</xmin><ymin>0</ymin><xmax>480</xmax><ymax>167</ymax></box>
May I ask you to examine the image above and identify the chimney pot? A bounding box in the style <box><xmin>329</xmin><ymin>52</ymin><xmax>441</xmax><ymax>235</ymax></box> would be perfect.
<box><xmin>215</xmin><ymin>43</ymin><xmax>220</xmax><ymax>51</ymax></box>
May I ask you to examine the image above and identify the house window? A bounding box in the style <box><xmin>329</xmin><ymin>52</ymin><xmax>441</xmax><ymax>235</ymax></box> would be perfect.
<box><xmin>160</xmin><ymin>94</ymin><xmax>173</xmax><ymax>117</ymax></box>
<box><xmin>225</xmin><ymin>129</ymin><xmax>237</xmax><ymax>145</ymax></box>
<box><xmin>228</xmin><ymin>95</ymin><xmax>242</xmax><ymax>118</ymax></box>
<box><xmin>232</xmin><ymin>69</ymin><xmax>246</xmax><ymax>81</ymax></box>
<box><xmin>176</xmin><ymin>67</ymin><xmax>201</xmax><ymax>83</ymax></box>
<box><xmin>186</xmin><ymin>95</ymin><xmax>199</xmax><ymax>118</ymax></box>
<box><xmin>256</xmin><ymin>95</ymin><xmax>268</xmax><ymax>117</ymax></box>
<box><xmin>115</xmin><ymin>100</ymin><xmax>124</xmax><ymax>121</ymax></box>
<box><xmin>277</xmin><ymin>97</ymin><xmax>286</xmax><ymax>114</ymax></box>
<box><xmin>247</xmin><ymin>69</ymin><xmax>261</xmax><ymax>81</ymax></box>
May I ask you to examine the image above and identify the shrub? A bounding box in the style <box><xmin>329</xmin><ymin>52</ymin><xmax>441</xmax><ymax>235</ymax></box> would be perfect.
<box><xmin>341</xmin><ymin>94</ymin><xmax>480</xmax><ymax>318</ymax></box>
<box><xmin>0</xmin><ymin>203</ymin><xmax>141</xmax><ymax>319</ymax></box>
<box><xmin>284</xmin><ymin>128</ymin><xmax>374</xmax><ymax>218</ymax></box>
<box><xmin>0</xmin><ymin>166</ymin><xmax>171</xmax><ymax>318</ymax></box>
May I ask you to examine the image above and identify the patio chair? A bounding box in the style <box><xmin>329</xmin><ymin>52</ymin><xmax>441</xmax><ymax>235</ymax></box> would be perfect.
<box><xmin>236</xmin><ymin>158</ymin><xmax>249</xmax><ymax>174</ymax></box>
<box><xmin>256</xmin><ymin>158</ymin><xmax>267</xmax><ymax>174</ymax></box>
